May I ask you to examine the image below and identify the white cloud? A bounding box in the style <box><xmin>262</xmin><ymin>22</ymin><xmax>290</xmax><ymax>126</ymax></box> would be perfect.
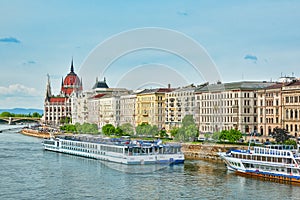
<box><xmin>0</xmin><ymin>84</ymin><xmax>40</xmax><ymax>97</ymax></box>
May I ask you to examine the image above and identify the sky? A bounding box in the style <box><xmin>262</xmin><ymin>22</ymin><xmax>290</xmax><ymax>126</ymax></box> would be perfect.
<box><xmin>0</xmin><ymin>0</ymin><xmax>300</xmax><ymax>109</ymax></box>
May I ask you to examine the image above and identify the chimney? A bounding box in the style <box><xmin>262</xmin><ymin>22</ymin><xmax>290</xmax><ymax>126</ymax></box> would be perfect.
<box><xmin>168</xmin><ymin>83</ymin><xmax>171</xmax><ymax>89</ymax></box>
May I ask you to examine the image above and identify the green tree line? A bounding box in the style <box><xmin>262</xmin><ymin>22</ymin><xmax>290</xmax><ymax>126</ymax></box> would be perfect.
<box><xmin>0</xmin><ymin>112</ymin><xmax>42</xmax><ymax>118</ymax></box>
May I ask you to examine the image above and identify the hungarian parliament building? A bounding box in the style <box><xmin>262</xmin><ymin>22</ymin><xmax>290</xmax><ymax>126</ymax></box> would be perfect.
<box><xmin>43</xmin><ymin>60</ymin><xmax>300</xmax><ymax>137</ymax></box>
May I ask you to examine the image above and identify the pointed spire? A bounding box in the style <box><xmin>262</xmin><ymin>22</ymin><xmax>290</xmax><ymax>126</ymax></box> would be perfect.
<box><xmin>61</xmin><ymin>77</ymin><xmax>64</xmax><ymax>86</ymax></box>
<box><xmin>70</xmin><ymin>57</ymin><xmax>74</xmax><ymax>73</ymax></box>
<box><xmin>45</xmin><ymin>74</ymin><xmax>52</xmax><ymax>101</ymax></box>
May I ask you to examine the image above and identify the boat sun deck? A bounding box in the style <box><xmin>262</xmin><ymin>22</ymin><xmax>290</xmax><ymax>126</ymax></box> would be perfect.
<box><xmin>43</xmin><ymin>135</ymin><xmax>184</xmax><ymax>165</ymax></box>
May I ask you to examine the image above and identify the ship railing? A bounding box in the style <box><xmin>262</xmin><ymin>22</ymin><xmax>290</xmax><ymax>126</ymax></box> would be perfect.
<box><xmin>254</xmin><ymin>147</ymin><xmax>294</xmax><ymax>157</ymax></box>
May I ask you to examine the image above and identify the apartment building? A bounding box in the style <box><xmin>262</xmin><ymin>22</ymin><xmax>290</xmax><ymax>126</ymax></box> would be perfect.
<box><xmin>165</xmin><ymin>85</ymin><xmax>196</xmax><ymax>130</ymax></box>
<box><xmin>257</xmin><ymin>83</ymin><xmax>283</xmax><ymax>136</ymax></box>
<box><xmin>136</xmin><ymin>88</ymin><xmax>173</xmax><ymax>129</ymax></box>
<box><xmin>282</xmin><ymin>81</ymin><xmax>300</xmax><ymax>137</ymax></box>
<box><xmin>195</xmin><ymin>81</ymin><xmax>272</xmax><ymax>134</ymax></box>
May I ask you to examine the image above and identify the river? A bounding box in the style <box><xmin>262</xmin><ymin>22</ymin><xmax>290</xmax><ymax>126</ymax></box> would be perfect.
<box><xmin>1</xmin><ymin>124</ymin><xmax>300</xmax><ymax>200</ymax></box>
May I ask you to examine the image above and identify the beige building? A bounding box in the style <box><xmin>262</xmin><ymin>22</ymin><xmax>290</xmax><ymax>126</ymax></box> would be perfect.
<box><xmin>195</xmin><ymin>81</ymin><xmax>273</xmax><ymax>134</ymax></box>
<box><xmin>165</xmin><ymin>85</ymin><xmax>196</xmax><ymax>130</ymax></box>
<box><xmin>136</xmin><ymin>88</ymin><xmax>173</xmax><ymax>129</ymax></box>
<box><xmin>97</xmin><ymin>95</ymin><xmax>121</xmax><ymax>129</ymax></box>
<box><xmin>257</xmin><ymin>83</ymin><xmax>283</xmax><ymax>136</ymax></box>
<box><xmin>120</xmin><ymin>94</ymin><xmax>136</xmax><ymax>128</ymax></box>
<box><xmin>282</xmin><ymin>81</ymin><xmax>300</xmax><ymax>137</ymax></box>
<box><xmin>71</xmin><ymin>78</ymin><xmax>130</xmax><ymax>127</ymax></box>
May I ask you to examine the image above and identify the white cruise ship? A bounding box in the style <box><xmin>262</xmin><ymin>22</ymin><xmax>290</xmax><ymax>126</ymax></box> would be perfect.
<box><xmin>218</xmin><ymin>145</ymin><xmax>300</xmax><ymax>183</ymax></box>
<box><xmin>43</xmin><ymin>135</ymin><xmax>184</xmax><ymax>165</ymax></box>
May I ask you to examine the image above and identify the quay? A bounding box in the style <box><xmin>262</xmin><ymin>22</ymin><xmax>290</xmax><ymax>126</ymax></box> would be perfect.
<box><xmin>20</xmin><ymin>128</ymin><xmax>51</xmax><ymax>138</ymax></box>
<box><xmin>19</xmin><ymin>127</ymin><xmax>240</xmax><ymax>161</ymax></box>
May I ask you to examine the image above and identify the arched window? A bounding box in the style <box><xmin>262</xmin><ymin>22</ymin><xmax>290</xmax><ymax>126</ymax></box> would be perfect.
<box><xmin>291</xmin><ymin>110</ymin><xmax>294</xmax><ymax>119</ymax></box>
<box><xmin>286</xmin><ymin>110</ymin><xmax>289</xmax><ymax>119</ymax></box>
<box><xmin>295</xmin><ymin>110</ymin><xmax>298</xmax><ymax>119</ymax></box>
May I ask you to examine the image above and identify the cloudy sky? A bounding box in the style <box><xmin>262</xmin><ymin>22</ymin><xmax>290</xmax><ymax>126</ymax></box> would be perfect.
<box><xmin>1</xmin><ymin>0</ymin><xmax>299</xmax><ymax>109</ymax></box>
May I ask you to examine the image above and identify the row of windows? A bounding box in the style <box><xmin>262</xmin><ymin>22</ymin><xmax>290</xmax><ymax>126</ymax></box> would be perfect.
<box><xmin>200</xmin><ymin>92</ymin><xmax>254</xmax><ymax>100</ymax></box>
<box><xmin>285</xmin><ymin>96</ymin><xmax>300</xmax><ymax>104</ymax></box>
<box><xmin>232</xmin><ymin>153</ymin><xmax>296</xmax><ymax>164</ymax></box>
<box><xmin>285</xmin><ymin>124</ymin><xmax>300</xmax><ymax>132</ymax></box>
<box><xmin>285</xmin><ymin>109</ymin><xmax>299</xmax><ymax>119</ymax></box>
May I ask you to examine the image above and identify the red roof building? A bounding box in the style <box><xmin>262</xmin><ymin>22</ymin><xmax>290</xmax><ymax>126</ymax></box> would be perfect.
<box><xmin>43</xmin><ymin>59</ymin><xmax>83</xmax><ymax>126</ymax></box>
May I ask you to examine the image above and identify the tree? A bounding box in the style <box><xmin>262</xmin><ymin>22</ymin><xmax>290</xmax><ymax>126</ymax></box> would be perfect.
<box><xmin>219</xmin><ymin>129</ymin><xmax>242</xmax><ymax>143</ymax></box>
<box><xmin>119</xmin><ymin>123</ymin><xmax>134</xmax><ymax>136</ymax></box>
<box><xmin>170</xmin><ymin>127</ymin><xmax>179</xmax><ymax>138</ymax></box>
<box><xmin>158</xmin><ymin>129</ymin><xmax>168</xmax><ymax>138</ymax></box>
<box><xmin>115</xmin><ymin>127</ymin><xmax>124</xmax><ymax>136</ymax></box>
<box><xmin>60</xmin><ymin>124</ymin><xmax>77</xmax><ymax>132</ymax></box>
<box><xmin>0</xmin><ymin>112</ymin><xmax>13</xmax><ymax>117</ymax></box>
<box><xmin>32</xmin><ymin>112</ymin><xmax>41</xmax><ymax>118</ymax></box>
<box><xmin>174</xmin><ymin>115</ymin><xmax>198</xmax><ymax>142</ymax></box>
<box><xmin>136</xmin><ymin>123</ymin><xmax>158</xmax><ymax>137</ymax></box>
<box><xmin>272</xmin><ymin>128</ymin><xmax>292</xmax><ymax>144</ymax></box>
<box><xmin>60</xmin><ymin>116</ymin><xmax>71</xmax><ymax>124</ymax></box>
<box><xmin>75</xmin><ymin>123</ymin><xmax>98</xmax><ymax>134</ymax></box>
<box><xmin>284</xmin><ymin>139</ymin><xmax>297</xmax><ymax>148</ymax></box>
<box><xmin>182</xmin><ymin>115</ymin><xmax>195</xmax><ymax>127</ymax></box>
<box><xmin>102</xmin><ymin>124</ymin><xmax>115</xmax><ymax>136</ymax></box>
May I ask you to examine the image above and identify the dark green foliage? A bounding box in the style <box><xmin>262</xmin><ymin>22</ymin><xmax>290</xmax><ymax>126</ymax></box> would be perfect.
<box><xmin>60</xmin><ymin>124</ymin><xmax>77</xmax><ymax>132</ymax></box>
<box><xmin>158</xmin><ymin>129</ymin><xmax>168</xmax><ymax>138</ymax></box>
<box><xmin>102</xmin><ymin>124</ymin><xmax>116</xmax><ymax>135</ymax></box>
<box><xmin>272</xmin><ymin>128</ymin><xmax>292</xmax><ymax>144</ymax></box>
<box><xmin>115</xmin><ymin>127</ymin><xmax>124</xmax><ymax>136</ymax></box>
<box><xmin>60</xmin><ymin>116</ymin><xmax>71</xmax><ymax>124</ymax></box>
<box><xmin>284</xmin><ymin>139</ymin><xmax>297</xmax><ymax>148</ymax></box>
<box><xmin>170</xmin><ymin>127</ymin><xmax>179</xmax><ymax>138</ymax></box>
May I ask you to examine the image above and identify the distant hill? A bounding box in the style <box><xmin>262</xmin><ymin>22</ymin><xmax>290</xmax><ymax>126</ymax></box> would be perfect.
<box><xmin>0</xmin><ymin>108</ymin><xmax>43</xmax><ymax>115</ymax></box>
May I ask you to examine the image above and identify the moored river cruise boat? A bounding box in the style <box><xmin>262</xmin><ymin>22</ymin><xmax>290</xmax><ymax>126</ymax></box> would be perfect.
<box><xmin>218</xmin><ymin>145</ymin><xmax>300</xmax><ymax>183</ymax></box>
<box><xmin>43</xmin><ymin>135</ymin><xmax>184</xmax><ymax>165</ymax></box>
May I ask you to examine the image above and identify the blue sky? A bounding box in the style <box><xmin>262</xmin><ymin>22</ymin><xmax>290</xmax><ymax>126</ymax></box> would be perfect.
<box><xmin>0</xmin><ymin>0</ymin><xmax>300</xmax><ymax>109</ymax></box>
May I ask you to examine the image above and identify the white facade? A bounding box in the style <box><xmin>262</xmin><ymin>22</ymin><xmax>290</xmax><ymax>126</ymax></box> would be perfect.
<box><xmin>98</xmin><ymin>95</ymin><xmax>120</xmax><ymax>129</ymax></box>
<box><xmin>71</xmin><ymin>91</ymin><xmax>93</xmax><ymax>125</ymax></box>
<box><xmin>195</xmin><ymin>82</ymin><xmax>273</xmax><ymax>134</ymax></box>
<box><xmin>120</xmin><ymin>94</ymin><xmax>136</xmax><ymax>127</ymax></box>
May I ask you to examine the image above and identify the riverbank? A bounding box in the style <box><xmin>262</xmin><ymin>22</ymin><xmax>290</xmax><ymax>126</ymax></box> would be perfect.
<box><xmin>182</xmin><ymin>143</ymin><xmax>246</xmax><ymax>161</ymax></box>
<box><xmin>20</xmin><ymin>128</ymin><xmax>51</xmax><ymax>138</ymax></box>
<box><xmin>19</xmin><ymin>129</ymin><xmax>244</xmax><ymax>161</ymax></box>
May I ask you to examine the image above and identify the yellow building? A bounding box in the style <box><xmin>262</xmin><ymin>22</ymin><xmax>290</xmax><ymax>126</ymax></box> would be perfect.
<box><xmin>136</xmin><ymin>88</ymin><xmax>173</xmax><ymax>129</ymax></box>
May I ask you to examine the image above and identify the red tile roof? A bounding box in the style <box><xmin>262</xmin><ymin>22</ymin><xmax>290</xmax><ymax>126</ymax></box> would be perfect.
<box><xmin>49</xmin><ymin>97</ymin><xmax>67</xmax><ymax>103</ymax></box>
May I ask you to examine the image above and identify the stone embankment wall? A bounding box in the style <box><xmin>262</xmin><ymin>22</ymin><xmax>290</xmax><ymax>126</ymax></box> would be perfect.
<box><xmin>181</xmin><ymin>143</ymin><xmax>246</xmax><ymax>161</ymax></box>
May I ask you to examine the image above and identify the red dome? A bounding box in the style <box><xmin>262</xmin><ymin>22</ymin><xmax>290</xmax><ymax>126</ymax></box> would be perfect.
<box><xmin>60</xmin><ymin>60</ymin><xmax>82</xmax><ymax>96</ymax></box>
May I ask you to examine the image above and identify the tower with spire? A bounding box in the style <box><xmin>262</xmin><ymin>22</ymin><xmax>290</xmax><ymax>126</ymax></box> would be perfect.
<box><xmin>44</xmin><ymin>58</ymin><xmax>83</xmax><ymax>126</ymax></box>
